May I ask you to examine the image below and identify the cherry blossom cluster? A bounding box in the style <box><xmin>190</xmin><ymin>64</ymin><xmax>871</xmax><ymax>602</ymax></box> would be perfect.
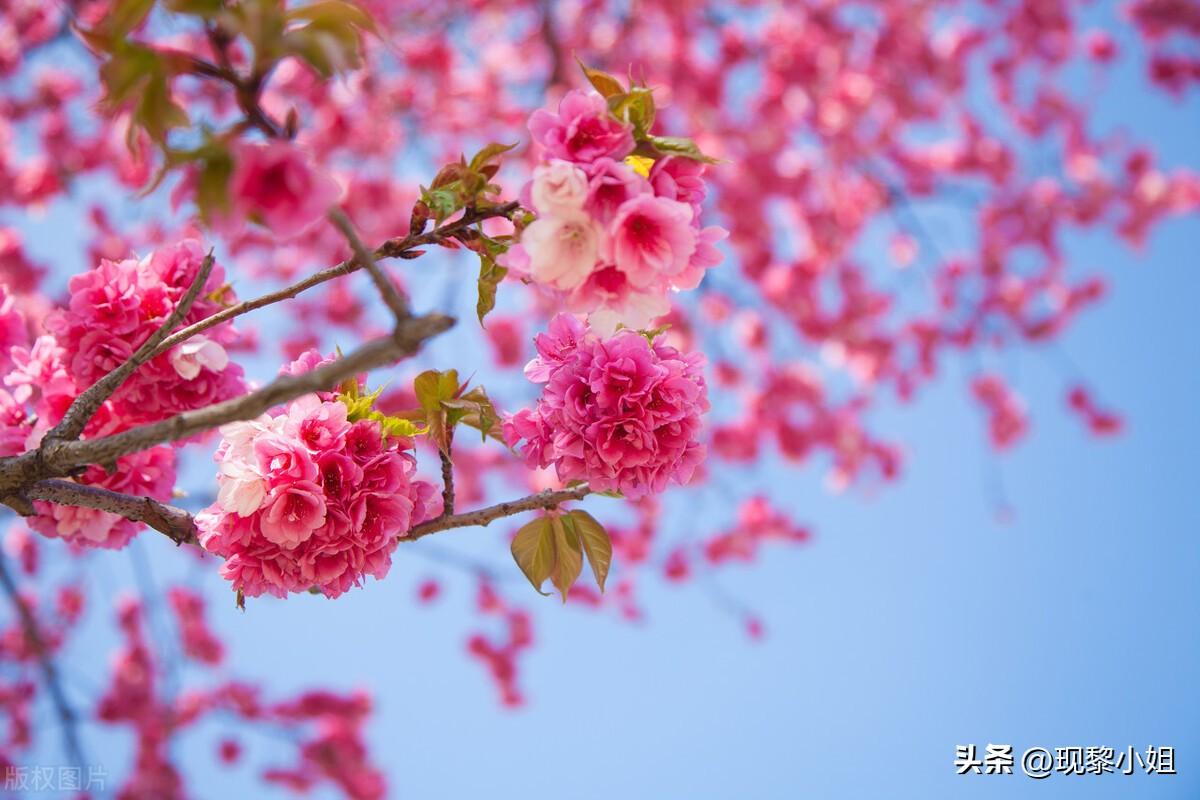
<box><xmin>1</xmin><ymin>241</ymin><xmax>245</xmax><ymax>549</ymax></box>
<box><xmin>504</xmin><ymin>314</ymin><xmax>709</xmax><ymax>499</ymax></box>
<box><xmin>502</xmin><ymin>90</ymin><xmax>726</xmax><ymax>333</ymax></box>
<box><xmin>197</xmin><ymin>354</ymin><xmax>438</xmax><ymax>599</ymax></box>
<box><xmin>45</xmin><ymin>238</ymin><xmax>246</xmax><ymax>424</ymax></box>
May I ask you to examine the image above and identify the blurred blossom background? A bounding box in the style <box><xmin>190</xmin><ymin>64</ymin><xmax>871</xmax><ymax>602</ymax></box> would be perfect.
<box><xmin>1</xmin><ymin>0</ymin><xmax>1198</xmax><ymax>798</ymax></box>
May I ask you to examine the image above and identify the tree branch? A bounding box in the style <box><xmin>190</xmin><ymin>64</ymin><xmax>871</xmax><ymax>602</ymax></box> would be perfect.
<box><xmin>46</xmin><ymin>252</ymin><xmax>215</xmax><ymax>443</ymax></box>
<box><xmin>0</xmin><ymin>313</ymin><xmax>453</xmax><ymax>494</ymax></box>
<box><xmin>23</xmin><ymin>480</ymin><xmax>199</xmax><ymax>546</ymax></box>
<box><xmin>327</xmin><ymin>207</ymin><xmax>409</xmax><ymax>321</ymax></box>
<box><xmin>0</xmin><ymin>551</ymin><xmax>86</xmax><ymax>769</ymax></box>
<box><xmin>404</xmin><ymin>485</ymin><xmax>592</xmax><ymax>541</ymax></box>
<box><xmin>151</xmin><ymin>202</ymin><xmax>520</xmax><ymax>358</ymax></box>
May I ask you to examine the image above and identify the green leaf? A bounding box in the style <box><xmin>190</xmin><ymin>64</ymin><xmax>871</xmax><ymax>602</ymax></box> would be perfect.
<box><xmin>134</xmin><ymin>70</ymin><xmax>190</xmax><ymax>145</ymax></box>
<box><xmin>420</xmin><ymin>185</ymin><xmax>462</xmax><ymax>224</ymax></box>
<box><xmin>575</xmin><ymin>56</ymin><xmax>625</xmax><ymax>98</ymax></box>
<box><xmin>281</xmin><ymin>1</ymin><xmax>377</xmax><ymax>77</ymax></box>
<box><xmin>566</xmin><ymin>510</ymin><xmax>612</xmax><ymax>593</ymax></box>
<box><xmin>414</xmin><ymin>369</ymin><xmax>460</xmax><ymax>411</ymax></box>
<box><xmin>609</xmin><ymin>86</ymin><xmax>655</xmax><ymax>135</ymax></box>
<box><xmin>108</xmin><ymin>0</ymin><xmax>157</xmax><ymax>37</ymax></box>
<box><xmin>413</xmin><ymin>369</ymin><xmax>461</xmax><ymax>453</ymax></box>
<box><xmin>195</xmin><ymin>149</ymin><xmax>234</xmax><ymax>220</ymax></box>
<box><xmin>98</xmin><ymin>45</ymin><xmax>160</xmax><ymax>109</ymax></box>
<box><xmin>442</xmin><ymin>385</ymin><xmax>502</xmax><ymax>444</ymax></box>
<box><xmin>641</xmin><ymin>135</ymin><xmax>721</xmax><ymax>164</ymax></box>
<box><xmin>469</xmin><ymin>142</ymin><xmax>518</xmax><ymax>173</ymax></box>
<box><xmin>510</xmin><ymin>517</ymin><xmax>555</xmax><ymax>596</ymax></box>
<box><xmin>476</xmin><ymin>249</ymin><xmax>508</xmax><ymax>324</ymax></box>
<box><xmin>164</xmin><ymin>0</ymin><xmax>223</xmax><ymax>16</ymax></box>
<box><xmin>285</xmin><ymin>0</ymin><xmax>378</xmax><ymax>32</ymax></box>
<box><xmin>549</xmin><ymin>515</ymin><xmax>583</xmax><ymax>602</ymax></box>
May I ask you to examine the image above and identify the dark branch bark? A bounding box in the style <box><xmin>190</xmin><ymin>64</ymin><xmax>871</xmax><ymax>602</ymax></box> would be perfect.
<box><xmin>327</xmin><ymin>207</ymin><xmax>410</xmax><ymax>321</ymax></box>
<box><xmin>438</xmin><ymin>441</ymin><xmax>456</xmax><ymax>517</ymax></box>
<box><xmin>24</xmin><ymin>480</ymin><xmax>199</xmax><ymax>546</ymax></box>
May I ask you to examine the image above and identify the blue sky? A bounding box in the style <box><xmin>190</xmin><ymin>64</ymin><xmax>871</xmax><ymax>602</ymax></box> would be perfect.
<box><xmin>4</xmin><ymin>11</ymin><xmax>1200</xmax><ymax>800</ymax></box>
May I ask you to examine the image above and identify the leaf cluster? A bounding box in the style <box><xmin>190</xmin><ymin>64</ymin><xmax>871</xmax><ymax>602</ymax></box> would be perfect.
<box><xmin>511</xmin><ymin>511</ymin><xmax>613</xmax><ymax>601</ymax></box>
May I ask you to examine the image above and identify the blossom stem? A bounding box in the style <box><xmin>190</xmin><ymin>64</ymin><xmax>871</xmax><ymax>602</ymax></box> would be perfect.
<box><xmin>404</xmin><ymin>484</ymin><xmax>592</xmax><ymax>541</ymax></box>
<box><xmin>151</xmin><ymin>202</ymin><xmax>520</xmax><ymax>358</ymax></box>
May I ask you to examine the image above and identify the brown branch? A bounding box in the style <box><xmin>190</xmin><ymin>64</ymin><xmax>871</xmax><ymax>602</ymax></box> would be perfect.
<box><xmin>0</xmin><ymin>313</ymin><xmax>453</xmax><ymax>494</ymax></box>
<box><xmin>327</xmin><ymin>207</ymin><xmax>409</xmax><ymax>321</ymax></box>
<box><xmin>152</xmin><ymin>202</ymin><xmax>520</xmax><ymax>358</ymax></box>
<box><xmin>44</xmin><ymin>317</ymin><xmax>452</xmax><ymax>475</ymax></box>
<box><xmin>0</xmin><ymin>552</ymin><xmax>86</xmax><ymax>769</ymax></box>
<box><xmin>438</xmin><ymin>442</ymin><xmax>455</xmax><ymax>517</ymax></box>
<box><xmin>404</xmin><ymin>485</ymin><xmax>592</xmax><ymax>541</ymax></box>
<box><xmin>46</xmin><ymin>253</ymin><xmax>215</xmax><ymax>443</ymax></box>
<box><xmin>24</xmin><ymin>480</ymin><xmax>199</xmax><ymax>546</ymax></box>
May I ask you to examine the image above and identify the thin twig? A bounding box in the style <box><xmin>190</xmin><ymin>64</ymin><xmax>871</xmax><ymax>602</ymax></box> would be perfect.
<box><xmin>151</xmin><ymin>203</ymin><xmax>520</xmax><ymax>358</ymax></box>
<box><xmin>0</xmin><ymin>551</ymin><xmax>87</xmax><ymax>769</ymax></box>
<box><xmin>18</xmin><ymin>481</ymin><xmax>593</xmax><ymax>555</ymax></box>
<box><xmin>47</xmin><ymin>253</ymin><xmax>216</xmax><ymax>442</ymax></box>
<box><xmin>404</xmin><ymin>485</ymin><xmax>592</xmax><ymax>541</ymax></box>
<box><xmin>327</xmin><ymin>207</ymin><xmax>409</xmax><ymax>321</ymax></box>
<box><xmin>0</xmin><ymin>315</ymin><xmax>453</xmax><ymax>493</ymax></box>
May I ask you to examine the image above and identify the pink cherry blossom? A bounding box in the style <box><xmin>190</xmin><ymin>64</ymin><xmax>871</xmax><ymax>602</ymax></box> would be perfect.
<box><xmin>529</xmin><ymin>90</ymin><xmax>634</xmax><ymax>164</ymax></box>
<box><xmin>585</xmin><ymin>157</ymin><xmax>651</xmax><ymax>223</ymax></box>
<box><xmin>198</xmin><ymin>379</ymin><xmax>436</xmax><ymax>598</ymax></box>
<box><xmin>229</xmin><ymin>141</ymin><xmax>341</xmax><ymax>239</ymax></box>
<box><xmin>519</xmin><ymin>211</ymin><xmax>603</xmax><ymax>290</ymax></box>
<box><xmin>260</xmin><ymin>481</ymin><xmax>327</xmax><ymax>548</ymax></box>
<box><xmin>505</xmin><ymin>315</ymin><xmax>709</xmax><ymax>498</ymax></box>
<box><xmin>529</xmin><ymin>159</ymin><xmax>589</xmax><ymax>214</ymax></box>
<box><xmin>607</xmin><ymin>194</ymin><xmax>698</xmax><ymax>288</ymax></box>
<box><xmin>0</xmin><ymin>285</ymin><xmax>27</xmax><ymax>371</ymax></box>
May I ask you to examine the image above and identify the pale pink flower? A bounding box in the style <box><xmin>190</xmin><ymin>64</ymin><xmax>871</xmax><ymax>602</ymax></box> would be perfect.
<box><xmin>0</xmin><ymin>285</ymin><xmax>27</xmax><ymax>371</ymax></box>
<box><xmin>169</xmin><ymin>336</ymin><xmax>229</xmax><ymax>380</ymax></box>
<box><xmin>608</xmin><ymin>194</ymin><xmax>697</xmax><ymax>288</ymax></box>
<box><xmin>529</xmin><ymin>90</ymin><xmax>634</xmax><ymax>164</ymax></box>
<box><xmin>230</xmin><ymin>141</ymin><xmax>341</xmax><ymax>239</ymax></box>
<box><xmin>567</xmin><ymin>265</ymin><xmax>671</xmax><ymax>334</ymax></box>
<box><xmin>671</xmin><ymin>225</ymin><xmax>728</xmax><ymax>291</ymax></box>
<box><xmin>521</xmin><ymin>211</ymin><xmax>603</xmax><ymax>290</ymax></box>
<box><xmin>217</xmin><ymin>460</ymin><xmax>268</xmax><ymax>518</ymax></box>
<box><xmin>529</xmin><ymin>159</ymin><xmax>589</xmax><ymax>214</ymax></box>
